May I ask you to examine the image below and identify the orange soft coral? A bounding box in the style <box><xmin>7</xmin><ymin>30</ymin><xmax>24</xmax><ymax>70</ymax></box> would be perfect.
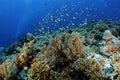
<box><xmin>107</xmin><ymin>48</ymin><xmax>119</xmax><ymax>53</ymax></box>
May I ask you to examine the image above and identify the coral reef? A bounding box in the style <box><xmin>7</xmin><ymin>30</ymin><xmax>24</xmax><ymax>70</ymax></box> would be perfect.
<box><xmin>0</xmin><ymin>20</ymin><xmax>120</xmax><ymax>80</ymax></box>
<box><xmin>4</xmin><ymin>33</ymin><xmax>34</xmax><ymax>55</ymax></box>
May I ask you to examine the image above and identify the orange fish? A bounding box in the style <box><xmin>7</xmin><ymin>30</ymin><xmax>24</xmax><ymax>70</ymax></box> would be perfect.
<box><xmin>107</xmin><ymin>48</ymin><xmax>118</xmax><ymax>53</ymax></box>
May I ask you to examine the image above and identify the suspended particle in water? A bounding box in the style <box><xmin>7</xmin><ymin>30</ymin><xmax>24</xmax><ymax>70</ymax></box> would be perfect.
<box><xmin>47</xmin><ymin>13</ymin><xmax>50</xmax><ymax>15</ymax></box>
<box><xmin>42</xmin><ymin>31</ymin><xmax>45</xmax><ymax>34</ymax></box>
<box><xmin>57</xmin><ymin>17</ymin><xmax>60</xmax><ymax>21</ymax></box>
<box><xmin>41</xmin><ymin>27</ymin><xmax>44</xmax><ymax>30</ymax></box>
<box><xmin>54</xmin><ymin>20</ymin><xmax>58</xmax><ymax>23</ymax></box>
<box><xmin>63</xmin><ymin>19</ymin><xmax>66</xmax><ymax>21</ymax></box>
<box><xmin>64</xmin><ymin>8</ymin><xmax>67</xmax><ymax>11</ymax></box>
<box><xmin>66</xmin><ymin>26</ymin><xmax>69</xmax><ymax>29</ymax></box>
<box><xmin>84</xmin><ymin>18</ymin><xmax>87</xmax><ymax>25</ymax></box>
<box><xmin>72</xmin><ymin>5</ymin><xmax>74</xmax><ymax>7</ymax></box>
<box><xmin>92</xmin><ymin>19</ymin><xmax>95</xmax><ymax>22</ymax></box>
<box><xmin>60</xmin><ymin>14</ymin><xmax>64</xmax><ymax>17</ymax></box>
<box><xmin>42</xmin><ymin>18</ymin><xmax>45</xmax><ymax>21</ymax></box>
<box><xmin>51</xmin><ymin>18</ymin><xmax>53</xmax><ymax>21</ymax></box>
<box><xmin>75</xmin><ymin>12</ymin><xmax>78</xmax><ymax>15</ymax></box>
<box><xmin>71</xmin><ymin>23</ymin><xmax>75</xmax><ymax>25</ymax></box>
<box><xmin>73</xmin><ymin>17</ymin><xmax>76</xmax><ymax>20</ymax></box>
<box><xmin>34</xmin><ymin>32</ymin><xmax>38</xmax><ymax>35</ymax></box>
<box><xmin>51</xmin><ymin>15</ymin><xmax>53</xmax><ymax>18</ymax></box>
<box><xmin>38</xmin><ymin>29</ymin><xmax>42</xmax><ymax>32</ymax></box>
<box><xmin>66</xmin><ymin>13</ymin><xmax>69</xmax><ymax>17</ymax></box>
<box><xmin>95</xmin><ymin>8</ymin><xmax>97</xmax><ymax>10</ymax></box>
<box><xmin>85</xmin><ymin>7</ymin><xmax>88</xmax><ymax>10</ymax></box>
<box><xmin>80</xmin><ymin>24</ymin><xmax>82</xmax><ymax>26</ymax></box>
<box><xmin>47</xmin><ymin>26</ymin><xmax>50</xmax><ymax>29</ymax></box>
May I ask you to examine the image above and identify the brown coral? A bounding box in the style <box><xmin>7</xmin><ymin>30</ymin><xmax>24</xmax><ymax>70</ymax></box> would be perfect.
<box><xmin>72</xmin><ymin>58</ymin><xmax>104</xmax><ymax>80</ymax></box>
<box><xmin>15</xmin><ymin>40</ymin><xmax>36</xmax><ymax>68</ymax></box>
<box><xmin>41</xmin><ymin>32</ymin><xmax>85</xmax><ymax>69</ymax></box>
<box><xmin>0</xmin><ymin>59</ymin><xmax>18</xmax><ymax>80</ymax></box>
<box><xmin>110</xmin><ymin>63</ymin><xmax>120</xmax><ymax>79</ymax></box>
<box><xmin>28</xmin><ymin>60</ymin><xmax>52</xmax><ymax>80</ymax></box>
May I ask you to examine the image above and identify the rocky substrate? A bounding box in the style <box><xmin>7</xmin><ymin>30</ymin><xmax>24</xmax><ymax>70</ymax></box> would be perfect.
<box><xmin>0</xmin><ymin>20</ymin><xmax>120</xmax><ymax>80</ymax></box>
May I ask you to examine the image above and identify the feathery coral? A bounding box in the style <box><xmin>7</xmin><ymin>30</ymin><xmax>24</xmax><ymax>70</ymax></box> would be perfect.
<box><xmin>15</xmin><ymin>40</ymin><xmax>35</xmax><ymax>68</ymax></box>
<box><xmin>72</xmin><ymin>58</ymin><xmax>104</xmax><ymax>80</ymax></box>
<box><xmin>41</xmin><ymin>32</ymin><xmax>85</xmax><ymax>69</ymax></box>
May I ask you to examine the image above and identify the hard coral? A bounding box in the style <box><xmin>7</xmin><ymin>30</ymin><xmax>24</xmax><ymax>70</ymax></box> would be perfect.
<box><xmin>15</xmin><ymin>40</ymin><xmax>36</xmax><ymax>68</ymax></box>
<box><xmin>110</xmin><ymin>63</ymin><xmax>120</xmax><ymax>79</ymax></box>
<box><xmin>28</xmin><ymin>61</ymin><xmax>51</xmax><ymax>80</ymax></box>
<box><xmin>4</xmin><ymin>33</ymin><xmax>34</xmax><ymax>55</ymax></box>
<box><xmin>72</xmin><ymin>58</ymin><xmax>104</xmax><ymax>80</ymax></box>
<box><xmin>103</xmin><ymin>30</ymin><xmax>112</xmax><ymax>41</ymax></box>
<box><xmin>110</xmin><ymin>53</ymin><xmax>120</xmax><ymax>64</ymax></box>
<box><xmin>0</xmin><ymin>59</ymin><xmax>18</xmax><ymax>80</ymax></box>
<box><xmin>94</xmin><ymin>23</ymin><xmax>108</xmax><ymax>32</ymax></box>
<box><xmin>41</xmin><ymin>32</ymin><xmax>85</xmax><ymax>68</ymax></box>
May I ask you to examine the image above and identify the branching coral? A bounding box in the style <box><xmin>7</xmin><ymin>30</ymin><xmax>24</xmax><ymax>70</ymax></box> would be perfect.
<box><xmin>15</xmin><ymin>40</ymin><xmax>36</xmax><ymax>68</ymax></box>
<box><xmin>41</xmin><ymin>32</ymin><xmax>85</xmax><ymax>69</ymax></box>
<box><xmin>0</xmin><ymin>59</ymin><xmax>18</xmax><ymax>80</ymax></box>
<box><xmin>72</xmin><ymin>58</ymin><xmax>104</xmax><ymax>80</ymax></box>
<box><xmin>1</xmin><ymin>21</ymin><xmax>120</xmax><ymax>80</ymax></box>
<box><xmin>60</xmin><ymin>67</ymin><xmax>72</xmax><ymax>79</ymax></box>
<box><xmin>28</xmin><ymin>61</ymin><xmax>51</xmax><ymax>80</ymax></box>
<box><xmin>24</xmin><ymin>52</ymin><xmax>55</xmax><ymax>80</ymax></box>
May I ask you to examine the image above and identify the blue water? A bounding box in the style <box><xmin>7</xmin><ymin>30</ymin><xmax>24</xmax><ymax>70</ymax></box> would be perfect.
<box><xmin>0</xmin><ymin>0</ymin><xmax>120</xmax><ymax>47</ymax></box>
